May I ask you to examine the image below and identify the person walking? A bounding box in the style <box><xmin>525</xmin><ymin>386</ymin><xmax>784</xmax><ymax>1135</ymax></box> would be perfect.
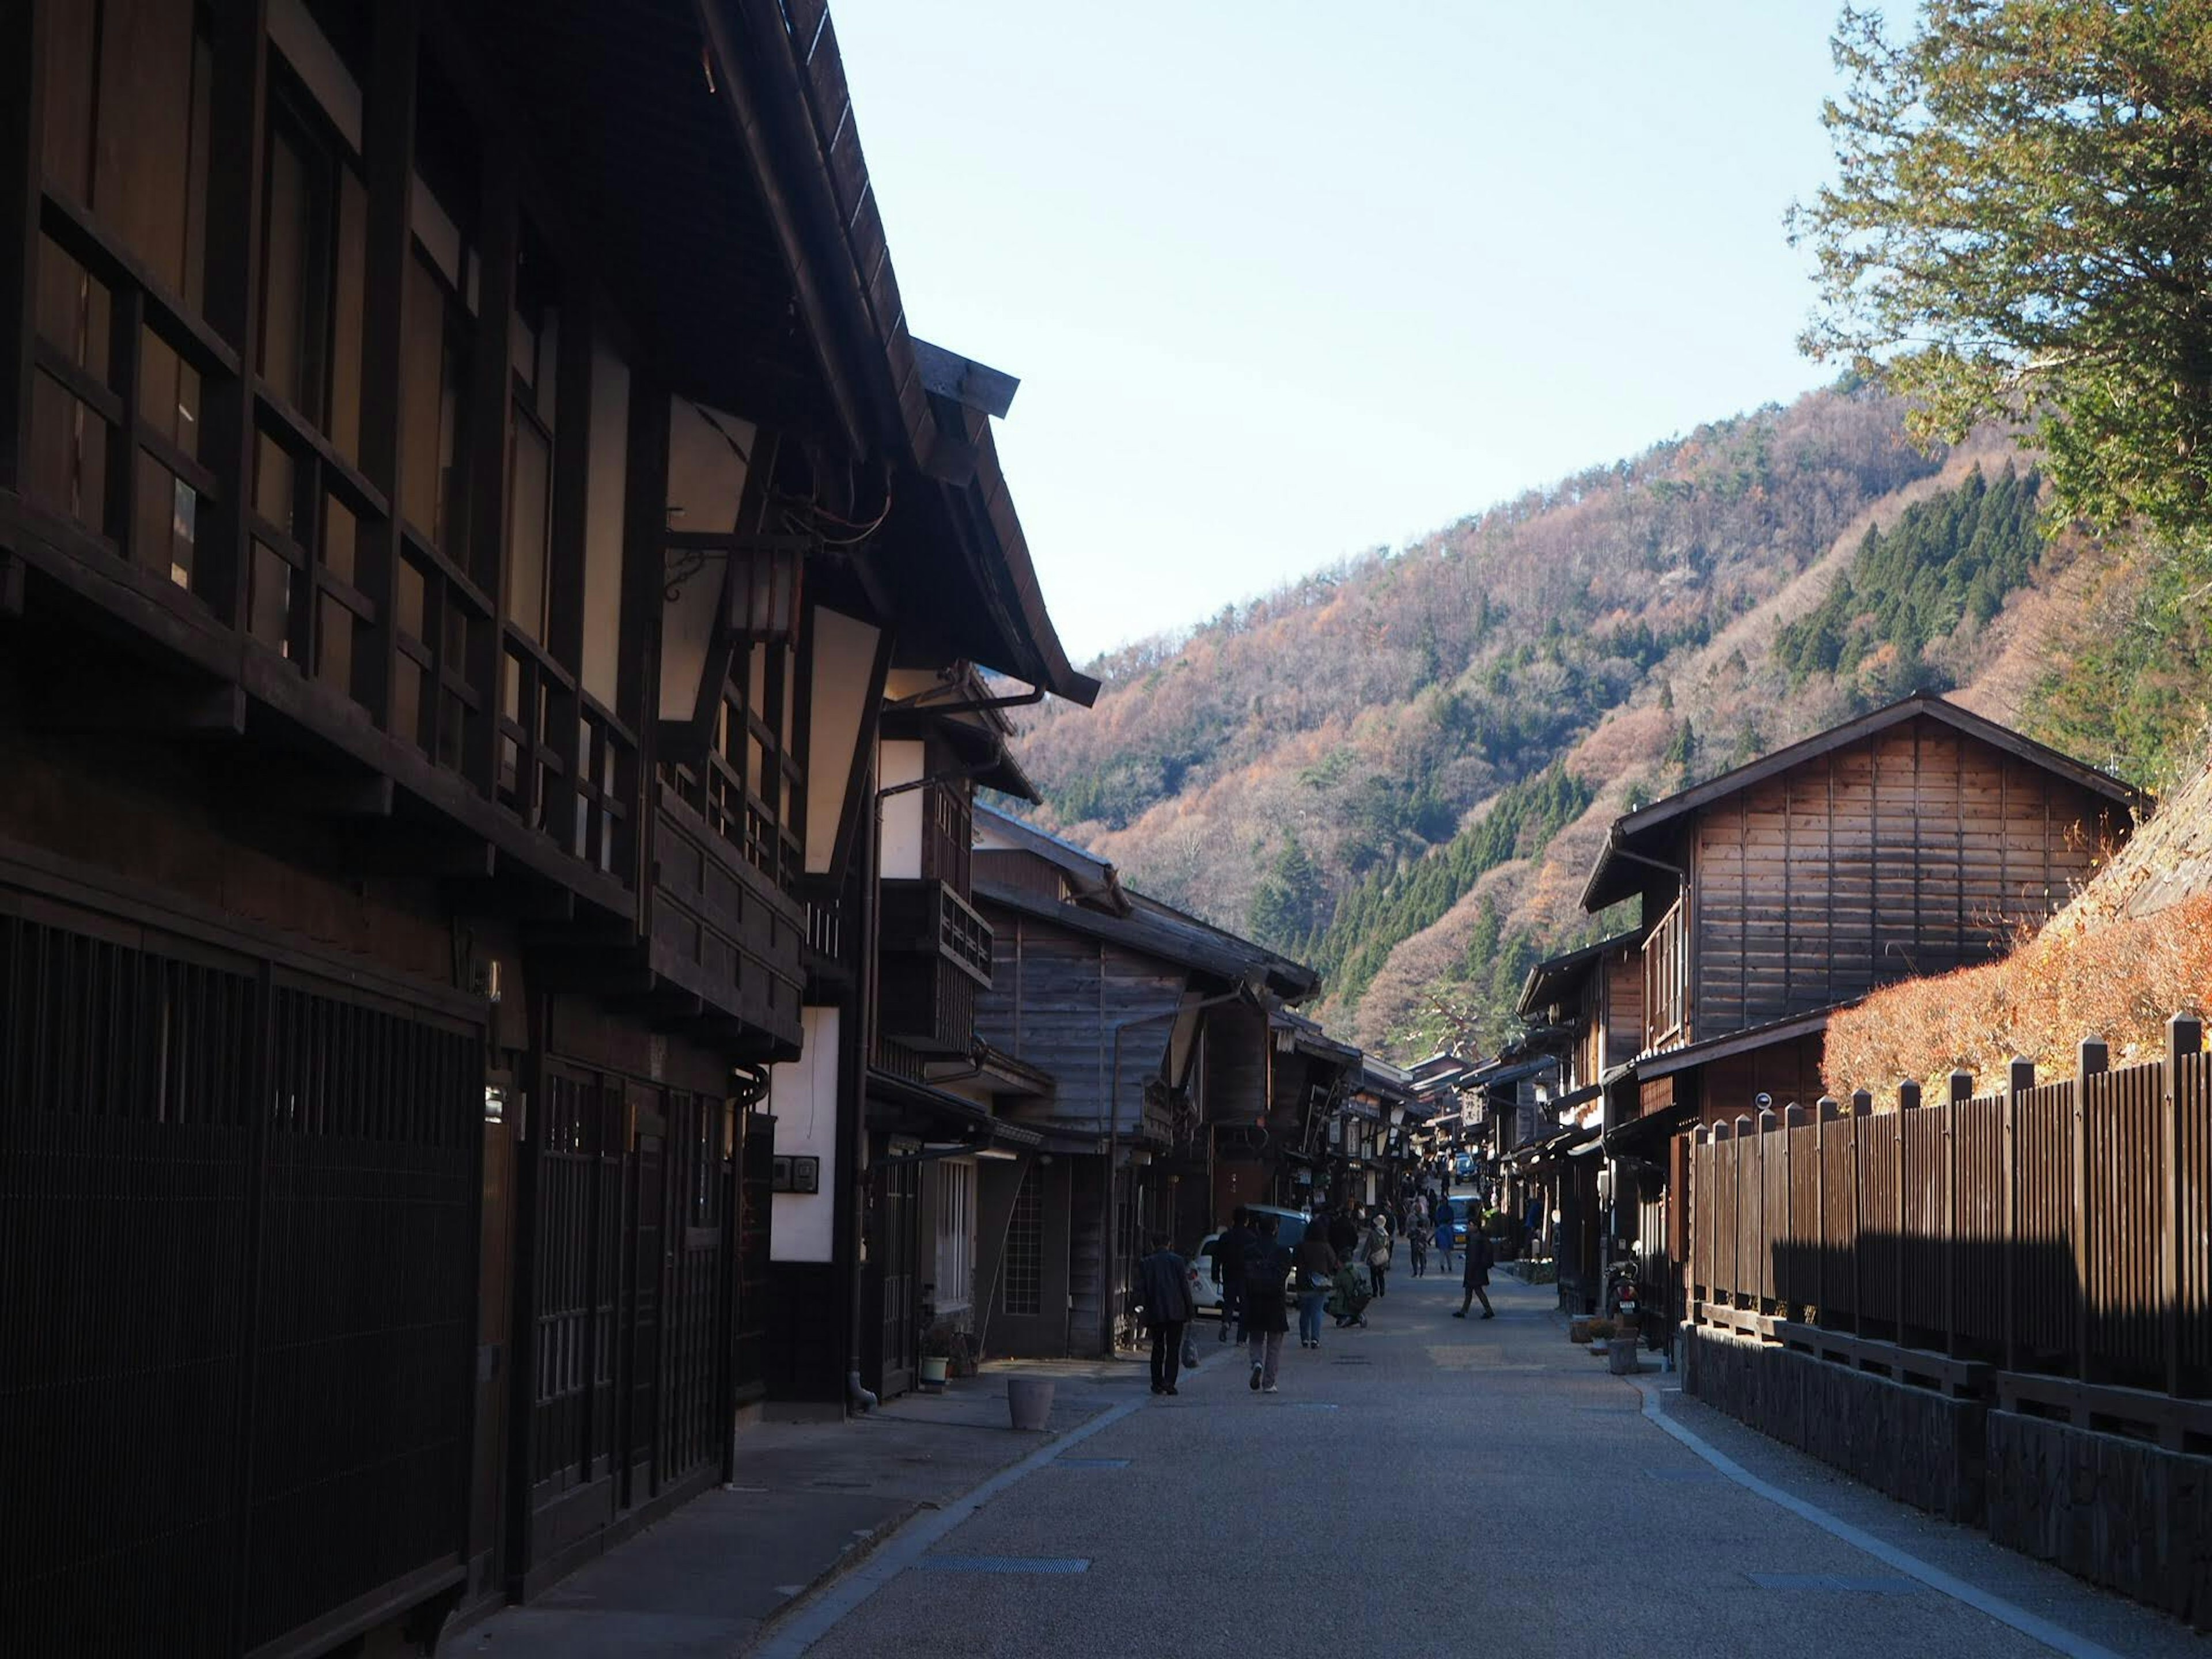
<box><xmin>1243</xmin><ymin>1213</ymin><xmax>1292</xmax><ymax>1393</ymax></box>
<box><xmin>1293</xmin><ymin>1223</ymin><xmax>1339</xmax><ymax>1350</ymax></box>
<box><xmin>1216</xmin><ymin>1207</ymin><xmax>1254</xmax><ymax>1342</ymax></box>
<box><xmin>1434</xmin><ymin>1197</ymin><xmax>1457</xmax><ymax>1276</ymax></box>
<box><xmin>1138</xmin><ymin>1234</ymin><xmax>1196</xmax><ymax>1393</ymax></box>
<box><xmin>1407</xmin><ymin>1211</ymin><xmax>1432</xmax><ymax>1279</ymax></box>
<box><xmin>1326</xmin><ymin>1203</ymin><xmax>1359</xmax><ymax>1260</ymax></box>
<box><xmin>1455</xmin><ymin>1222</ymin><xmax>1495</xmax><ymax>1319</ymax></box>
<box><xmin>1362</xmin><ymin>1211</ymin><xmax>1393</xmax><ymax>1299</ymax></box>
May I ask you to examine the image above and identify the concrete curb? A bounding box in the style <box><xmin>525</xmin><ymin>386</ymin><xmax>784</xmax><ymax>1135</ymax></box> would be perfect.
<box><xmin>743</xmin><ymin>1398</ymin><xmax>1142</xmax><ymax>1658</ymax></box>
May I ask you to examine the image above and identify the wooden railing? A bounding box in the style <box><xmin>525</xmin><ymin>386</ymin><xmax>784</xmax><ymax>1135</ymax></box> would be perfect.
<box><xmin>1692</xmin><ymin>1013</ymin><xmax>2211</xmax><ymax>1407</ymax></box>
<box><xmin>1644</xmin><ymin>897</ymin><xmax>1687</xmax><ymax>1052</ymax></box>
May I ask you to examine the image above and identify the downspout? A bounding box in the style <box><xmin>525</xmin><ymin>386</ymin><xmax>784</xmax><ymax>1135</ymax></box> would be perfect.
<box><xmin>1103</xmin><ymin>985</ymin><xmax>1251</xmax><ymax>1356</ymax></box>
<box><xmin>846</xmin><ymin>754</ymin><xmax>884</xmax><ymax>1415</ymax></box>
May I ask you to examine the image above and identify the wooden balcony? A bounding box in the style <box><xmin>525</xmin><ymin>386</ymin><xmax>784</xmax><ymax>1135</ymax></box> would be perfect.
<box><xmin>877</xmin><ymin>877</ymin><xmax>992</xmax><ymax>1055</ymax></box>
<box><xmin>1645</xmin><ymin>896</ymin><xmax>1688</xmax><ymax>1054</ymax></box>
<box><xmin>646</xmin><ymin>779</ymin><xmax>804</xmax><ymax>1054</ymax></box>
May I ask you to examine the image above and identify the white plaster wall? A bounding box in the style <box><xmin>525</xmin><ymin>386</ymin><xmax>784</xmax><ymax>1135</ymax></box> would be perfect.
<box><xmin>770</xmin><ymin>1006</ymin><xmax>839</xmax><ymax>1263</ymax></box>
<box><xmin>878</xmin><ymin>739</ymin><xmax>924</xmax><ymax>880</ymax></box>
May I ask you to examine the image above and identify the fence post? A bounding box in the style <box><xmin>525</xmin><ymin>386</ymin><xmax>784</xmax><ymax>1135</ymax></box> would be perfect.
<box><xmin>2164</xmin><ymin>1013</ymin><xmax>2202</xmax><ymax>1398</ymax></box>
<box><xmin>2073</xmin><ymin>1036</ymin><xmax>2107</xmax><ymax>1383</ymax></box>
<box><xmin>1693</xmin><ymin>1123</ymin><xmax>1711</xmax><ymax>1320</ymax></box>
<box><xmin>2005</xmin><ymin>1057</ymin><xmax>2034</xmax><ymax>1374</ymax></box>
<box><xmin>1707</xmin><ymin>1123</ymin><xmax>1725</xmax><ymax>1318</ymax></box>
<box><xmin>1758</xmin><ymin>1105</ymin><xmax>1778</xmax><ymax>1314</ymax></box>
<box><xmin>1784</xmin><ymin>1103</ymin><xmax>1809</xmax><ymax>1322</ymax></box>
<box><xmin>1734</xmin><ymin>1115</ymin><xmax>1754</xmax><ymax>1310</ymax></box>
<box><xmin>1946</xmin><ymin>1070</ymin><xmax>1971</xmax><ymax>1361</ymax></box>
<box><xmin>1897</xmin><ymin>1081</ymin><xmax>1920</xmax><ymax>1344</ymax></box>
<box><xmin>1851</xmin><ymin>1090</ymin><xmax>1872</xmax><ymax>1335</ymax></box>
<box><xmin>1817</xmin><ymin>1097</ymin><xmax>1839</xmax><ymax>1330</ymax></box>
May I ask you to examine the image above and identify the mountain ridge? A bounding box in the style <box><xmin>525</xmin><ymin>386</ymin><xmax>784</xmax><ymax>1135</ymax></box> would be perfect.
<box><xmin>1009</xmin><ymin>386</ymin><xmax>2117</xmax><ymax>1058</ymax></box>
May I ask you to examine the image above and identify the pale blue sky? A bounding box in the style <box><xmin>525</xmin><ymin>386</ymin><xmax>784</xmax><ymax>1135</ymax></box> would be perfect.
<box><xmin>832</xmin><ymin>3</ymin><xmax>1850</xmax><ymax>664</ymax></box>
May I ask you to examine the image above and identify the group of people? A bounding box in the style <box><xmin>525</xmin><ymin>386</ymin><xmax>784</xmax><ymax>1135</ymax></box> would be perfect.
<box><xmin>1135</xmin><ymin>1195</ymin><xmax>1496</xmax><ymax>1398</ymax></box>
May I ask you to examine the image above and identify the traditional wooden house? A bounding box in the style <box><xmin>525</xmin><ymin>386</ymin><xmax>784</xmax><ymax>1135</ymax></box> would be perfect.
<box><xmin>968</xmin><ymin>802</ymin><xmax>1318</xmax><ymax>1355</ymax></box>
<box><xmin>0</xmin><ymin>0</ymin><xmax>1091</xmax><ymax>1650</ymax></box>
<box><xmin>1514</xmin><ymin>933</ymin><xmax>1641</xmax><ymax>1309</ymax></box>
<box><xmin>1579</xmin><ymin>693</ymin><xmax>2137</xmax><ymax>1333</ymax></box>
<box><xmin>1255</xmin><ymin>1005</ymin><xmax>1365</xmax><ymax>1213</ymax></box>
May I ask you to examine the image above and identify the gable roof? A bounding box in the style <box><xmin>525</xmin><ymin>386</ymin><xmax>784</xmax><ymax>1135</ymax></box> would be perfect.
<box><xmin>974</xmin><ymin>801</ymin><xmax>1125</xmax><ymax>912</ymax></box>
<box><xmin>1514</xmin><ymin>930</ymin><xmax>1642</xmax><ymax>1021</ymax></box>
<box><xmin>974</xmin><ymin>877</ymin><xmax>1319</xmax><ymax>1001</ymax></box>
<box><xmin>1582</xmin><ymin>693</ymin><xmax>2142</xmax><ymax>911</ymax></box>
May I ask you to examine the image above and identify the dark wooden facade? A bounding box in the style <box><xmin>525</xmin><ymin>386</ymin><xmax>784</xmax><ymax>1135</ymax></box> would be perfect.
<box><xmin>1585</xmin><ymin>698</ymin><xmax>2135</xmax><ymax>1084</ymax></box>
<box><xmin>970</xmin><ymin>806</ymin><xmax>1318</xmax><ymax>1355</ymax></box>
<box><xmin>1</xmin><ymin>0</ymin><xmax>1094</xmax><ymax>1650</ymax></box>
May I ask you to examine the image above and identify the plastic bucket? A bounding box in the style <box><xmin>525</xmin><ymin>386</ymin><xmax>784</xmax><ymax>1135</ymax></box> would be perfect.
<box><xmin>1006</xmin><ymin>1377</ymin><xmax>1055</xmax><ymax>1431</ymax></box>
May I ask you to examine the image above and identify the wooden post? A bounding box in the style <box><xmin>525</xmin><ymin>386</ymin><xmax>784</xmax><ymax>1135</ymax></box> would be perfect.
<box><xmin>2073</xmin><ymin>1035</ymin><xmax>2106</xmax><ymax>1384</ymax></box>
<box><xmin>1851</xmin><ymin>1089</ymin><xmax>1872</xmax><ymax>1335</ymax></box>
<box><xmin>1785</xmin><ymin>1103</ymin><xmax>1809</xmax><ymax>1320</ymax></box>
<box><xmin>1734</xmin><ymin>1114</ymin><xmax>1753</xmax><ymax>1310</ymax></box>
<box><xmin>198</xmin><ymin>0</ymin><xmax>269</xmax><ymax>631</ymax></box>
<box><xmin>1897</xmin><ymin>1081</ymin><xmax>1919</xmax><ymax>1344</ymax></box>
<box><xmin>2163</xmin><ymin>1013</ymin><xmax>2202</xmax><ymax>1399</ymax></box>
<box><xmin>1817</xmin><ymin>1097</ymin><xmax>1838</xmax><ymax>1330</ymax></box>
<box><xmin>1758</xmin><ymin>1105</ymin><xmax>1778</xmax><ymax>1313</ymax></box>
<box><xmin>0</xmin><ymin>0</ymin><xmax>45</xmax><ymax>497</ymax></box>
<box><xmin>1946</xmin><ymin>1069</ymin><xmax>1971</xmax><ymax>1360</ymax></box>
<box><xmin>1692</xmin><ymin>1124</ymin><xmax>1710</xmax><ymax>1316</ymax></box>
<box><xmin>2004</xmin><ymin>1057</ymin><xmax>2033</xmax><ymax>1374</ymax></box>
<box><xmin>355</xmin><ymin>0</ymin><xmax>421</xmax><ymax>733</ymax></box>
<box><xmin>464</xmin><ymin>140</ymin><xmax>521</xmax><ymax>798</ymax></box>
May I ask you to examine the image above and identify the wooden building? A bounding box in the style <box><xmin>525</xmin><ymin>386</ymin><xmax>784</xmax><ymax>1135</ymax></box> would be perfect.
<box><xmin>1577</xmin><ymin>694</ymin><xmax>2137</xmax><ymax>1335</ymax></box>
<box><xmin>969</xmin><ymin>803</ymin><xmax>1319</xmax><ymax>1355</ymax></box>
<box><xmin>1514</xmin><ymin>933</ymin><xmax>1641</xmax><ymax>1310</ymax></box>
<box><xmin>0</xmin><ymin>0</ymin><xmax>1091</xmax><ymax>1651</ymax></box>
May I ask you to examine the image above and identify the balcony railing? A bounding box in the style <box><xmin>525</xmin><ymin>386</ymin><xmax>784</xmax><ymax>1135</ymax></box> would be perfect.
<box><xmin>1645</xmin><ymin>897</ymin><xmax>1688</xmax><ymax>1053</ymax></box>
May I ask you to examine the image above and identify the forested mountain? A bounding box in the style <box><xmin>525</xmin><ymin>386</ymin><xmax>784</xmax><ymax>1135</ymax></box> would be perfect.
<box><xmin>1009</xmin><ymin>385</ymin><xmax>2163</xmax><ymax>1058</ymax></box>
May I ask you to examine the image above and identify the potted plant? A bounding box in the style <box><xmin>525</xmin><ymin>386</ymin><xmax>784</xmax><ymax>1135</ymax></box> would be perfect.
<box><xmin>919</xmin><ymin>1319</ymin><xmax>961</xmax><ymax>1389</ymax></box>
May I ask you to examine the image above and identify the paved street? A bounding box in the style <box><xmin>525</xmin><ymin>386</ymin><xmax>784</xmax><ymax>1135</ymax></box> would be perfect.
<box><xmin>769</xmin><ymin>1269</ymin><xmax>2200</xmax><ymax>1659</ymax></box>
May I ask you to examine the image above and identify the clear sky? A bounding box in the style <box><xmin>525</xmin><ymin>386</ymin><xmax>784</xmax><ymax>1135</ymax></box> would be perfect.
<box><xmin>830</xmin><ymin>3</ymin><xmax>1850</xmax><ymax>665</ymax></box>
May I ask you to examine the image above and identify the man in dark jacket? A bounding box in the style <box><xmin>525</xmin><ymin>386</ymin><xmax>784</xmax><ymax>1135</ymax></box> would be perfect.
<box><xmin>1216</xmin><ymin>1207</ymin><xmax>1253</xmax><ymax>1343</ymax></box>
<box><xmin>1138</xmin><ymin>1234</ymin><xmax>1197</xmax><ymax>1394</ymax></box>
<box><xmin>1455</xmin><ymin>1224</ymin><xmax>1495</xmax><ymax>1319</ymax></box>
<box><xmin>1327</xmin><ymin>1205</ymin><xmax>1360</xmax><ymax>1257</ymax></box>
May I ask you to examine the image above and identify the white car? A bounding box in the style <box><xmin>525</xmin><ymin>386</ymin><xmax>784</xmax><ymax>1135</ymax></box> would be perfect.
<box><xmin>1190</xmin><ymin>1208</ymin><xmax>1314</xmax><ymax>1317</ymax></box>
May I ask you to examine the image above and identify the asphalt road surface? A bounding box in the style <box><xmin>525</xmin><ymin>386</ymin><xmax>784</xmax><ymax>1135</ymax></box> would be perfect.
<box><xmin>780</xmin><ymin>1265</ymin><xmax>2200</xmax><ymax>1659</ymax></box>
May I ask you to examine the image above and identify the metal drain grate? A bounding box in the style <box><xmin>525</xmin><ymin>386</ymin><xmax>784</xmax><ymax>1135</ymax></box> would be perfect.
<box><xmin>920</xmin><ymin>1556</ymin><xmax>1090</xmax><ymax>1575</ymax></box>
<box><xmin>1644</xmin><ymin>1468</ymin><xmax>1729</xmax><ymax>1484</ymax></box>
<box><xmin>1054</xmin><ymin>1457</ymin><xmax>1130</xmax><ymax>1469</ymax></box>
<box><xmin>1331</xmin><ymin>1356</ymin><xmax>1372</xmax><ymax>1365</ymax></box>
<box><xmin>1284</xmin><ymin>1402</ymin><xmax>1340</xmax><ymax>1411</ymax></box>
<box><xmin>1747</xmin><ymin>1571</ymin><xmax>1921</xmax><ymax>1595</ymax></box>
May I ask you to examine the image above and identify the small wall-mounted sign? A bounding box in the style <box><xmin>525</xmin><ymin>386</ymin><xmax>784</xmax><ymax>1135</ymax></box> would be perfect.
<box><xmin>771</xmin><ymin>1154</ymin><xmax>820</xmax><ymax>1195</ymax></box>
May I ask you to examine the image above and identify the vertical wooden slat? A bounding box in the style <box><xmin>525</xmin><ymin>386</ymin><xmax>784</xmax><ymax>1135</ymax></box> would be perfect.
<box><xmin>1851</xmin><ymin>1088</ymin><xmax>1873</xmax><ymax>1334</ymax></box>
<box><xmin>196</xmin><ymin>0</ymin><xmax>267</xmax><ymax>630</ymax></box>
<box><xmin>1897</xmin><ymin>1080</ymin><xmax>1918</xmax><ymax>1340</ymax></box>
<box><xmin>0</xmin><ymin>0</ymin><xmax>46</xmax><ymax>496</ymax></box>
<box><xmin>2074</xmin><ymin>1036</ymin><xmax>2105</xmax><ymax>1382</ymax></box>
<box><xmin>104</xmin><ymin>284</ymin><xmax>143</xmax><ymax>563</ymax></box>
<box><xmin>2004</xmin><ymin>1056</ymin><xmax>2032</xmax><ymax>1373</ymax></box>
<box><xmin>1946</xmin><ymin>1069</ymin><xmax>1970</xmax><ymax>1358</ymax></box>
<box><xmin>1816</xmin><ymin>1096</ymin><xmax>1836</xmax><ymax>1328</ymax></box>
<box><xmin>464</xmin><ymin>137</ymin><xmax>520</xmax><ymax>796</ymax></box>
<box><xmin>2165</xmin><ymin>1013</ymin><xmax>2202</xmax><ymax>1397</ymax></box>
<box><xmin>354</xmin><ymin>0</ymin><xmax>419</xmax><ymax>730</ymax></box>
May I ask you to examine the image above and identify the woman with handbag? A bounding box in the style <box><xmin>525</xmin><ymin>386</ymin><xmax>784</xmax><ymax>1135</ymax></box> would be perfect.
<box><xmin>1293</xmin><ymin>1226</ymin><xmax>1339</xmax><ymax>1350</ymax></box>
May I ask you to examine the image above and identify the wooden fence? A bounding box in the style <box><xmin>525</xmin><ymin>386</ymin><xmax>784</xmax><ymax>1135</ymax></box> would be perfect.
<box><xmin>1692</xmin><ymin>1013</ymin><xmax>2212</xmax><ymax>1434</ymax></box>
